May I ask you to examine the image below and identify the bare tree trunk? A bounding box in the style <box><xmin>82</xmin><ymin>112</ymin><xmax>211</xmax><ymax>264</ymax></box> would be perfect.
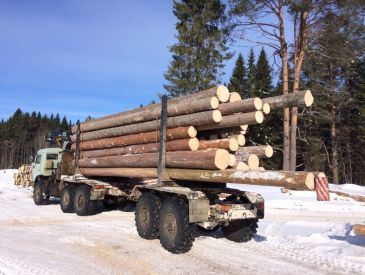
<box><xmin>289</xmin><ymin>7</ymin><xmax>309</xmax><ymax>171</ymax></box>
<box><xmin>331</xmin><ymin>108</ymin><xmax>339</xmax><ymax>184</ymax></box>
<box><xmin>278</xmin><ymin>1</ymin><xmax>290</xmax><ymax>170</ymax></box>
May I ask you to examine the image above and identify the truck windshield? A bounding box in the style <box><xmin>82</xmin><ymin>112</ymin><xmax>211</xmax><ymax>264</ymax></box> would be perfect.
<box><xmin>46</xmin><ymin>154</ymin><xmax>58</xmax><ymax>160</ymax></box>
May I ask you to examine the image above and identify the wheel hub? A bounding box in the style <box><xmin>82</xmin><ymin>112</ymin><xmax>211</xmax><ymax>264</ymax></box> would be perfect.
<box><xmin>63</xmin><ymin>192</ymin><xmax>70</xmax><ymax>205</ymax></box>
<box><xmin>77</xmin><ymin>195</ymin><xmax>84</xmax><ymax>208</ymax></box>
<box><xmin>164</xmin><ymin>213</ymin><xmax>177</xmax><ymax>239</ymax></box>
<box><xmin>140</xmin><ymin>206</ymin><xmax>150</xmax><ymax>226</ymax></box>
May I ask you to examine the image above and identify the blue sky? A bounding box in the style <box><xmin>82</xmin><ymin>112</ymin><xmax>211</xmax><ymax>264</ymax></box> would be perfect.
<box><xmin>0</xmin><ymin>0</ymin><xmax>281</xmax><ymax>122</ymax></box>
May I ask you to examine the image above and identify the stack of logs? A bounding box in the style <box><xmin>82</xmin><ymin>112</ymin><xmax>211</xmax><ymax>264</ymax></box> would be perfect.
<box><xmin>71</xmin><ymin>85</ymin><xmax>318</xmax><ymax>190</ymax></box>
<box><xmin>13</xmin><ymin>165</ymin><xmax>33</xmax><ymax>187</ymax></box>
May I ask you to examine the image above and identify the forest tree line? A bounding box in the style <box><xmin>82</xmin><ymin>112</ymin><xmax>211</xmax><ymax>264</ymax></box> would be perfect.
<box><xmin>0</xmin><ymin>109</ymin><xmax>72</xmax><ymax>169</ymax></box>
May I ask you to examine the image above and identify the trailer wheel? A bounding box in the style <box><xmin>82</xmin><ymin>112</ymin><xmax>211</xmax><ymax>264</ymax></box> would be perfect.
<box><xmin>74</xmin><ymin>185</ymin><xmax>97</xmax><ymax>216</ymax></box>
<box><xmin>33</xmin><ymin>180</ymin><xmax>45</xmax><ymax>205</ymax></box>
<box><xmin>60</xmin><ymin>185</ymin><xmax>75</xmax><ymax>213</ymax></box>
<box><xmin>158</xmin><ymin>197</ymin><xmax>195</xmax><ymax>254</ymax></box>
<box><xmin>222</xmin><ymin>219</ymin><xmax>258</xmax><ymax>243</ymax></box>
<box><xmin>135</xmin><ymin>192</ymin><xmax>161</xmax><ymax>239</ymax></box>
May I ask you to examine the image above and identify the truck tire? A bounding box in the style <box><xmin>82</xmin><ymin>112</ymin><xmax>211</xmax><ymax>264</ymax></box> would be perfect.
<box><xmin>74</xmin><ymin>185</ymin><xmax>97</xmax><ymax>216</ymax></box>
<box><xmin>33</xmin><ymin>180</ymin><xmax>45</xmax><ymax>205</ymax></box>
<box><xmin>222</xmin><ymin>219</ymin><xmax>258</xmax><ymax>243</ymax></box>
<box><xmin>158</xmin><ymin>197</ymin><xmax>195</xmax><ymax>254</ymax></box>
<box><xmin>135</xmin><ymin>192</ymin><xmax>161</xmax><ymax>239</ymax></box>
<box><xmin>60</xmin><ymin>185</ymin><xmax>75</xmax><ymax>213</ymax></box>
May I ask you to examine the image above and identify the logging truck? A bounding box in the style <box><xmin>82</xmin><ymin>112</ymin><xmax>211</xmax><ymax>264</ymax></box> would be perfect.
<box><xmin>31</xmin><ymin>95</ymin><xmax>266</xmax><ymax>254</ymax></box>
<box><xmin>31</xmin><ymin>144</ymin><xmax>264</xmax><ymax>254</ymax></box>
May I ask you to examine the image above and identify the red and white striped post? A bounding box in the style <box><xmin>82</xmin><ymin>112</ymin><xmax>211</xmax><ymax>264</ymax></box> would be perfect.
<box><xmin>315</xmin><ymin>175</ymin><xmax>329</xmax><ymax>201</ymax></box>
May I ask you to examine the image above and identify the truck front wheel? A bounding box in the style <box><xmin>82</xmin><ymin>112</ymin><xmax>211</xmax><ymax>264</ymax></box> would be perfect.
<box><xmin>135</xmin><ymin>192</ymin><xmax>161</xmax><ymax>239</ymax></box>
<box><xmin>33</xmin><ymin>180</ymin><xmax>46</xmax><ymax>205</ymax></box>
<box><xmin>158</xmin><ymin>197</ymin><xmax>195</xmax><ymax>254</ymax></box>
<box><xmin>74</xmin><ymin>185</ymin><xmax>97</xmax><ymax>216</ymax></box>
<box><xmin>222</xmin><ymin>219</ymin><xmax>258</xmax><ymax>243</ymax></box>
<box><xmin>60</xmin><ymin>185</ymin><xmax>75</xmax><ymax>213</ymax></box>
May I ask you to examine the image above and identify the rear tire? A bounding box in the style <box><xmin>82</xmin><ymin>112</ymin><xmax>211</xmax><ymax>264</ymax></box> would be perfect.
<box><xmin>74</xmin><ymin>185</ymin><xmax>97</xmax><ymax>216</ymax></box>
<box><xmin>60</xmin><ymin>185</ymin><xmax>75</xmax><ymax>213</ymax></box>
<box><xmin>222</xmin><ymin>219</ymin><xmax>258</xmax><ymax>243</ymax></box>
<box><xmin>33</xmin><ymin>180</ymin><xmax>45</xmax><ymax>205</ymax></box>
<box><xmin>135</xmin><ymin>192</ymin><xmax>161</xmax><ymax>239</ymax></box>
<box><xmin>158</xmin><ymin>197</ymin><xmax>195</xmax><ymax>254</ymax></box>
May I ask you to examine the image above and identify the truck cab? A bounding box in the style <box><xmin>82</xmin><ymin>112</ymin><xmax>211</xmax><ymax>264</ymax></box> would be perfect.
<box><xmin>32</xmin><ymin>147</ymin><xmax>62</xmax><ymax>183</ymax></box>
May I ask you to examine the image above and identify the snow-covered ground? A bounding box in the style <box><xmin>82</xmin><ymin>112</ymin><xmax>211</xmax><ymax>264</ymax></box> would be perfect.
<box><xmin>0</xmin><ymin>169</ymin><xmax>364</xmax><ymax>274</ymax></box>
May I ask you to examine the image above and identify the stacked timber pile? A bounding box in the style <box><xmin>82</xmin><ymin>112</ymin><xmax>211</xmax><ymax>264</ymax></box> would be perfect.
<box><xmin>13</xmin><ymin>165</ymin><xmax>32</xmax><ymax>187</ymax></box>
<box><xmin>70</xmin><ymin>85</ymin><xmax>316</xmax><ymax>190</ymax></box>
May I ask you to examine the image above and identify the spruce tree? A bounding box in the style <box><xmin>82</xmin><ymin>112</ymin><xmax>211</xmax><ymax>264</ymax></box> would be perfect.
<box><xmin>253</xmin><ymin>48</ymin><xmax>272</xmax><ymax>98</ymax></box>
<box><xmin>164</xmin><ymin>0</ymin><xmax>231</xmax><ymax>97</ymax></box>
<box><xmin>247</xmin><ymin>48</ymin><xmax>256</xmax><ymax>97</ymax></box>
<box><xmin>228</xmin><ymin>53</ymin><xmax>249</xmax><ymax>98</ymax></box>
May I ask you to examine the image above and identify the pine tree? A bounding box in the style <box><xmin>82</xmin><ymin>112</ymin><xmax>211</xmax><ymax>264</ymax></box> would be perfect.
<box><xmin>253</xmin><ymin>48</ymin><xmax>272</xmax><ymax>98</ymax></box>
<box><xmin>164</xmin><ymin>0</ymin><xmax>232</xmax><ymax>97</ymax></box>
<box><xmin>228</xmin><ymin>53</ymin><xmax>249</xmax><ymax>98</ymax></box>
<box><xmin>247</xmin><ymin>48</ymin><xmax>256</xmax><ymax>97</ymax></box>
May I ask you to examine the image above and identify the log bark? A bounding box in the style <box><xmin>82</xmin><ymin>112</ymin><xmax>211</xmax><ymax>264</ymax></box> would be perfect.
<box><xmin>198</xmin><ymin>138</ymin><xmax>238</xmax><ymax>152</ymax></box>
<box><xmin>81</xmin><ymin>138</ymin><xmax>199</xmax><ymax>158</ymax></box>
<box><xmin>71</xmin><ymin>85</ymin><xmax>229</xmax><ymax>133</ymax></box>
<box><xmin>261</xmin><ymin>90</ymin><xmax>313</xmax><ymax>111</ymax></box>
<box><xmin>72</xmin><ymin>126</ymin><xmax>197</xmax><ymax>151</ymax></box>
<box><xmin>80</xmin><ymin>168</ymin><xmax>316</xmax><ymax>190</ymax></box>
<box><xmin>73</xmin><ymin>110</ymin><xmax>221</xmax><ymax>142</ymax></box>
<box><xmin>198</xmin><ymin>127</ymin><xmax>242</xmax><ymax>139</ymax></box>
<box><xmin>197</xmin><ymin>112</ymin><xmax>263</xmax><ymax>131</ymax></box>
<box><xmin>218</xmin><ymin>98</ymin><xmax>262</xmax><ymax>115</ymax></box>
<box><xmin>236</xmin><ymin>145</ymin><xmax>273</xmax><ymax>158</ymax></box>
<box><xmin>79</xmin><ymin>149</ymin><xmax>230</xmax><ymax>170</ymax></box>
<box><xmin>73</xmin><ymin>96</ymin><xmax>219</xmax><ymax>133</ymax></box>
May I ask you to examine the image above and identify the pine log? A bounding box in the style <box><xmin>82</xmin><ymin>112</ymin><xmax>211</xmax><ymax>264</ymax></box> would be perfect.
<box><xmin>79</xmin><ymin>168</ymin><xmax>316</xmax><ymax>190</ymax></box>
<box><xmin>218</xmin><ymin>98</ymin><xmax>262</xmax><ymax>115</ymax></box>
<box><xmin>240</xmin><ymin>125</ymin><xmax>249</xmax><ymax>131</ymax></box>
<box><xmin>229</xmin><ymin>134</ymin><xmax>245</xmax><ymax>146</ymax></box>
<box><xmin>236</xmin><ymin>145</ymin><xmax>273</xmax><ymax>158</ymax></box>
<box><xmin>72</xmin><ymin>126</ymin><xmax>197</xmax><ymax>151</ymax></box>
<box><xmin>81</xmin><ymin>138</ymin><xmax>199</xmax><ymax>158</ymax></box>
<box><xmin>79</xmin><ymin>149</ymin><xmax>230</xmax><ymax>170</ymax></box>
<box><xmin>74</xmin><ymin>96</ymin><xmax>219</xmax><ymax>133</ymax></box>
<box><xmin>234</xmin><ymin>154</ymin><xmax>259</xmax><ymax>170</ymax></box>
<box><xmin>72</xmin><ymin>110</ymin><xmax>221</xmax><ymax>142</ymax></box>
<box><xmin>261</xmin><ymin>90</ymin><xmax>314</xmax><ymax>110</ymax></box>
<box><xmin>236</xmin><ymin>161</ymin><xmax>250</xmax><ymax>171</ymax></box>
<box><xmin>262</xmin><ymin>103</ymin><xmax>271</xmax><ymax>114</ymax></box>
<box><xmin>198</xmin><ymin>138</ymin><xmax>239</xmax><ymax>151</ymax></box>
<box><xmin>353</xmin><ymin>224</ymin><xmax>365</xmax><ymax>236</ymax></box>
<box><xmin>71</xmin><ymin>85</ymin><xmax>230</xmax><ymax>133</ymax></box>
<box><xmin>229</xmin><ymin>92</ymin><xmax>241</xmax><ymax>102</ymax></box>
<box><xmin>229</xmin><ymin>154</ymin><xmax>237</xmax><ymax>167</ymax></box>
<box><xmin>197</xmin><ymin>112</ymin><xmax>263</xmax><ymax>131</ymax></box>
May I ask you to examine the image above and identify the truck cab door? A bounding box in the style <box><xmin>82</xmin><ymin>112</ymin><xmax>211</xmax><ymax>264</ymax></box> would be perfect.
<box><xmin>32</xmin><ymin>154</ymin><xmax>42</xmax><ymax>182</ymax></box>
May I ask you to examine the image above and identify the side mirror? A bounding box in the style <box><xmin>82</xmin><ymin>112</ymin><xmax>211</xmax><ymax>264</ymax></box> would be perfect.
<box><xmin>29</xmin><ymin>156</ymin><xmax>34</xmax><ymax>164</ymax></box>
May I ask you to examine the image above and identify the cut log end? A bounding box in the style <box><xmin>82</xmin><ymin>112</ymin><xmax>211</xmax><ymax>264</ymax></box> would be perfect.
<box><xmin>228</xmin><ymin>138</ymin><xmax>239</xmax><ymax>151</ymax></box>
<box><xmin>211</xmin><ymin>97</ymin><xmax>220</xmax><ymax>109</ymax></box>
<box><xmin>188</xmin><ymin>138</ymin><xmax>200</xmax><ymax>151</ymax></box>
<box><xmin>305</xmin><ymin>90</ymin><xmax>314</xmax><ymax>107</ymax></box>
<box><xmin>265</xmin><ymin>145</ymin><xmax>274</xmax><ymax>158</ymax></box>
<box><xmin>214</xmin><ymin>149</ymin><xmax>230</xmax><ymax>170</ymax></box>
<box><xmin>306</xmin><ymin>172</ymin><xmax>315</xmax><ymax>190</ymax></box>
<box><xmin>188</xmin><ymin>126</ymin><xmax>198</xmax><ymax>138</ymax></box>
<box><xmin>213</xmin><ymin>110</ymin><xmax>223</xmax><ymax>123</ymax></box>
<box><xmin>229</xmin><ymin>154</ymin><xmax>237</xmax><ymax>167</ymax></box>
<box><xmin>262</xmin><ymin>103</ymin><xmax>271</xmax><ymax>115</ymax></box>
<box><xmin>236</xmin><ymin>161</ymin><xmax>250</xmax><ymax>171</ymax></box>
<box><xmin>236</xmin><ymin>134</ymin><xmax>246</xmax><ymax>146</ymax></box>
<box><xmin>247</xmin><ymin>154</ymin><xmax>259</xmax><ymax>170</ymax></box>
<box><xmin>240</xmin><ymin>125</ymin><xmax>248</xmax><ymax>131</ymax></box>
<box><xmin>255</xmin><ymin>111</ymin><xmax>264</xmax><ymax>123</ymax></box>
<box><xmin>216</xmin><ymin>85</ymin><xmax>230</xmax><ymax>103</ymax></box>
<box><xmin>254</xmin><ymin>97</ymin><xmax>263</xmax><ymax>110</ymax></box>
<box><xmin>353</xmin><ymin>224</ymin><xmax>365</xmax><ymax>236</ymax></box>
<box><xmin>229</xmin><ymin>92</ymin><xmax>242</xmax><ymax>103</ymax></box>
